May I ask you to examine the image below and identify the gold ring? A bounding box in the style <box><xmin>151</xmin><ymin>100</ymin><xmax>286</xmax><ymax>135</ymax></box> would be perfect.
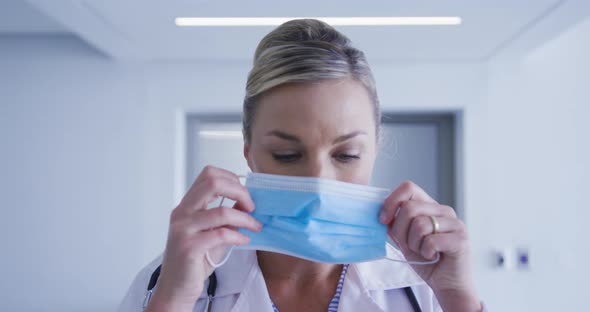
<box><xmin>430</xmin><ymin>215</ymin><xmax>440</xmax><ymax>235</ymax></box>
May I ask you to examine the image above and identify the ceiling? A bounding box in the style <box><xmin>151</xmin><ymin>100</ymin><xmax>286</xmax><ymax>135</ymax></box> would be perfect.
<box><xmin>0</xmin><ymin>0</ymin><xmax>69</xmax><ymax>34</ymax></box>
<box><xmin>3</xmin><ymin>0</ymin><xmax>589</xmax><ymax>62</ymax></box>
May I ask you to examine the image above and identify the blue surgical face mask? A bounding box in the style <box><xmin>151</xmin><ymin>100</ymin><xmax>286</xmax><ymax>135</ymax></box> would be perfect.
<box><xmin>236</xmin><ymin>172</ymin><xmax>389</xmax><ymax>263</ymax></box>
<box><xmin>206</xmin><ymin>172</ymin><xmax>440</xmax><ymax>267</ymax></box>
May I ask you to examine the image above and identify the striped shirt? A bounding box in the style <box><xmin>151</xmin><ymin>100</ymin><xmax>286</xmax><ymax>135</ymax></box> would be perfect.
<box><xmin>271</xmin><ymin>264</ymin><xmax>350</xmax><ymax>312</ymax></box>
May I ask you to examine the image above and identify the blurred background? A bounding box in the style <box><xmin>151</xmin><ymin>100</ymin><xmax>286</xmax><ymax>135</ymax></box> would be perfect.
<box><xmin>1</xmin><ymin>0</ymin><xmax>589</xmax><ymax>311</ymax></box>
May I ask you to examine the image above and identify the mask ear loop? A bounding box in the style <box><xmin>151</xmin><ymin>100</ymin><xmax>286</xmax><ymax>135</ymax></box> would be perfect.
<box><xmin>205</xmin><ymin>196</ymin><xmax>234</xmax><ymax>268</ymax></box>
<box><xmin>205</xmin><ymin>174</ymin><xmax>249</xmax><ymax>269</ymax></box>
<box><xmin>206</xmin><ymin>246</ymin><xmax>233</xmax><ymax>268</ymax></box>
<box><xmin>385</xmin><ymin>252</ymin><xmax>440</xmax><ymax>265</ymax></box>
<box><xmin>384</xmin><ymin>249</ymin><xmax>441</xmax><ymax>265</ymax></box>
<box><xmin>382</xmin><ymin>206</ymin><xmax>441</xmax><ymax>265</ymax></box>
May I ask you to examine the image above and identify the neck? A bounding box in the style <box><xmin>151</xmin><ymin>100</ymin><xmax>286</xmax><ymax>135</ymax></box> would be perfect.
<box><xmin>256</xmin><ymin>251</ymin><xmax>342</xmax><ymax>285</ymax></box>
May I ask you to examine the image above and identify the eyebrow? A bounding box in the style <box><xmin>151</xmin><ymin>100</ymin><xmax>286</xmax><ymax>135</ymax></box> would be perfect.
<box><xmin>333</xmin><ymin>130</ymin><xmax>367</xmax><ymax>144</ymax></box>
<box><xmin>265</xmin><ymin>130</ymin><xmax>367</xmax><ymax>144</ymax></box>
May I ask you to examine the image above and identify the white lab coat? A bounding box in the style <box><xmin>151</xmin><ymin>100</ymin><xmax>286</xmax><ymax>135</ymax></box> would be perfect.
<box><xmin>118</xmin><ymin>245</ymin><xmax>443</xmax><ymax>311</ymax></box>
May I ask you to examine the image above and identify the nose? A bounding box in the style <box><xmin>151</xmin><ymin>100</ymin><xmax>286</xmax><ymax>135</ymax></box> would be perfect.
<box><xmin>305</xmin><ymin>157</ymin><xmax>336</xmax><ymax>180</ymax></box>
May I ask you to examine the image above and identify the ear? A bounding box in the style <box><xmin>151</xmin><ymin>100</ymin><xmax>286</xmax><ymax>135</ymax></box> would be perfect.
<box><xmin>243</xmin><ymin>143</ymin><xmax>254</xmax><ymax>171</ymax></box>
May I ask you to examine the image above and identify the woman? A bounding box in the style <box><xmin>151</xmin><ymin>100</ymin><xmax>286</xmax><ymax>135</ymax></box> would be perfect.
<box><xmin>119</xmin><ymin>19</ymin><xmax>484</xmax><ymax>311</ymax></box>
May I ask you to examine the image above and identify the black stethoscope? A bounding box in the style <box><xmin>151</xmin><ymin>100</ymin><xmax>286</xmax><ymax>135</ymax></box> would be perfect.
<box><xmin>143</xmin><ymin>264</ymin><xmax>422</xmax><ymax>312</ymax></box>
<box><xmin>143</xmin><ymin>265</ymin><xmax>217</xmax><ymax>312</ymax></box>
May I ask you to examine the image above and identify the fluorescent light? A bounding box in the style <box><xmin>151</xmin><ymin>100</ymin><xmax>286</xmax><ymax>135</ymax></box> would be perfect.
<box><xmin>175</xmin><ymin>17</ymin><xmax>462</xmax><ymax>27</ymax></box>
<box><xmin>199</xmin><ymin>130</ymin><xmax>243</xmax><ymax>138</ymax></box>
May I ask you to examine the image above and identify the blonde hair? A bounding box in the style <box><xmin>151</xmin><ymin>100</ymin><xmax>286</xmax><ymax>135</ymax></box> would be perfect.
<box><xmin>242</xmin><ymin>19</ymin><xmax>381</xmax><ymax>143</ymax></box>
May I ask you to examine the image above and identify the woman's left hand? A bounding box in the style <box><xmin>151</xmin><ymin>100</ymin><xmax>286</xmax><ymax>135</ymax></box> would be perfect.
<box><xmin>379</xmin><ymin>181</ymin><xmax>482</xmax><ymax>311</ymax></box>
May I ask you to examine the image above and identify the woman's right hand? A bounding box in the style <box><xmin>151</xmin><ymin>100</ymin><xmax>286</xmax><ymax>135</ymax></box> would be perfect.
<box><xmin>146</xmin><ymin>166</ymin><xmax>262</xmax><ymax>311</ymax></box>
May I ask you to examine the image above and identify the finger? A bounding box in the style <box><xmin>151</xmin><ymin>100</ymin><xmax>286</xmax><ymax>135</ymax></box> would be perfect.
<box><xmin>231</xmin><ymin>197</ymin><xmax>255</xmax><ymax>213</ymax></box>
<box><xmin>197</xmin><ymin>177</ymin><xmax>255</xmax><ymax>212</ymax></box>
<box><xmin>407</xmin><ymin>216</ymin><xmax>464</xmax><ymax>254</ymax></box>
<box><xmin>179</xmin><ymin>176</ymin><xmax>255</xmax><ymax>215</ymax></box>
<box><xmin>189</xmin><ymin>207</ymin><xmax>262</xmax><ymax>233</ymax></box>
<box><xmin>389</xmin><ymin>201</ymin><xmax>457</xmax><ymax>252</ymax></box>
<box><xmin>194</xmin><ymin>227</ymin><xmax>252</xmax><ymax>250</ymax></box>
<box><xmin>419</xmin><ymin>232</ymin><xmax>469</xmax><ymax>260</ymax></box>
<box><xmin>193</xmin><ymin>165</ymin><xmax>241</xmax><ymax>187</ymax></box>
<box><xmin>179</xmin><ymin>165</ymin><xmax>245</xmax><ymax>210</ymax></box>
<box><xmin>380</xmin><ymin>181</ymin><xmax>438</xmax><ymax>225</ymax></box>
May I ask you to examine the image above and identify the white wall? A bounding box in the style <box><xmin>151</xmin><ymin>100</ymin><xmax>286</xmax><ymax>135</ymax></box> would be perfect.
<box><xmin>7</xmin><ymin>19</ymin><xmax>589</xmax><ymax>311</ymax></box>
<box><xmin>0</xmin><ymin>36</ymin><xmax>164</xmax><ymax>311</ymax></box>
<box><xmin>476</xmin><ymin>17</ymin><xmax>590</xmax><ymax>311</ymax></box>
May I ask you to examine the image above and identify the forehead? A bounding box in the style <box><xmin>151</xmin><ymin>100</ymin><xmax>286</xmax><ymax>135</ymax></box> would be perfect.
<box><xmin>251</xmin><ymin>79</ymin><xmax>376</xmax><ymax>140</ymax></box>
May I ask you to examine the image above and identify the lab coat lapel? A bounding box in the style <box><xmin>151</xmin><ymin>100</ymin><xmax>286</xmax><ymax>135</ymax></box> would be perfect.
<box><xmin>339</xmin><ymin>244</ymin><xmax>426</xmax><ymax>312</ymax></box>
<box><xmin>228</xmin><ymin>250</ymin><xmax>275</xmax><ymax>312</ymax></box>
<box><xmin>338</xmin><ymin>263</ymin><xmax>385</xmax><ymax>312</ymax></box>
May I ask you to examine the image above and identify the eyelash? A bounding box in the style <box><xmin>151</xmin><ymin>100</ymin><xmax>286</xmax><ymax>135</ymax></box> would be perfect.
<box><xmin>272</xmin><ymin>153</ymin><xmax>301</xmax><ymax>163</ymax></box>
<box><xmin>335</xmin><ymin>153</ymin><xmax>360</xmax><ymax>163</ymax></box>
<box><xmin>271</xmin><ymin>153</ymin><xmax>360</xmax><ymax>163</ymax></box>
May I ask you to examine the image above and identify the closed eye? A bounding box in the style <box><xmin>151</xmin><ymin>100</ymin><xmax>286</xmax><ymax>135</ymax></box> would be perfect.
<box><xmin>334</xmin><ymin>153</ymin><xmax>360</xmax><ymax>163</ymax></box>
<box><xmin>272</xmin><ymin>153</ymin><xmax>301</xmax><ymax>163</ymax></box>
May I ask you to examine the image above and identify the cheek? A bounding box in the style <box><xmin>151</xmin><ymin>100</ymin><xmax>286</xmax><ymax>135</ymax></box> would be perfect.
<box><xmin>348</xmin><ymin>160</ymin><xmax>375</xmax><ymax>184</ymax></box>
<box><xmin>349</xmin><ymin>151</ymin><xmax>377</xmax><ymax>184</ymax></box>
<box><xmin>332</xmin><ymin>150</ymin><xmax>377</xmax><ymax>184</ymax></box>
